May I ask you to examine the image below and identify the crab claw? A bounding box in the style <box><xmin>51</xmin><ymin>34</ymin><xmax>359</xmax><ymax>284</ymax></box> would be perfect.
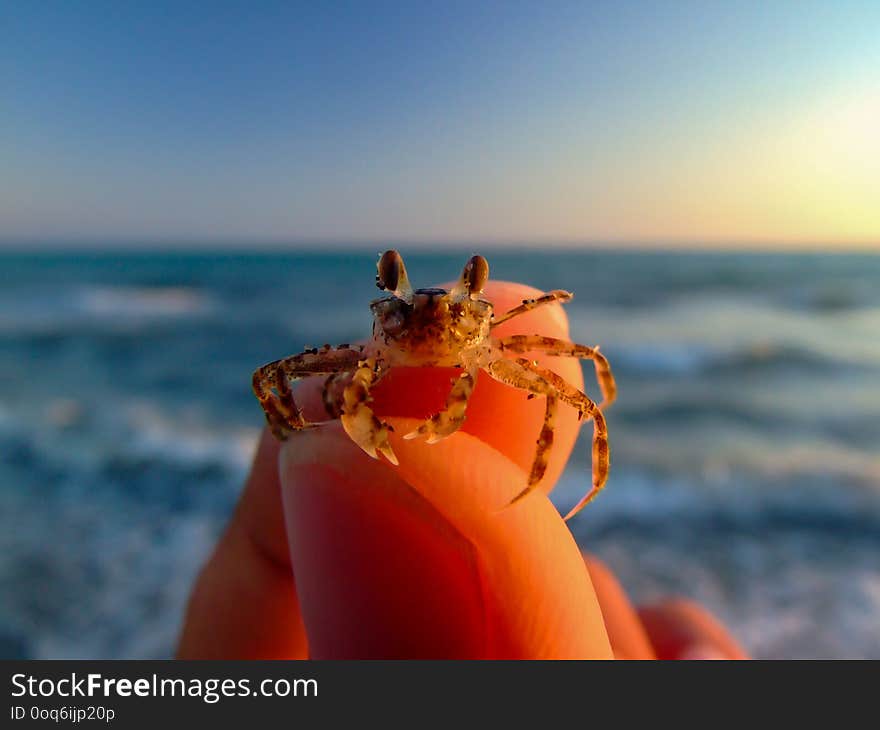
<box><xmin>402</xmin><ymin>416</ymin><xmax>463</xmax><ymax>445</ymax></box>
<box><xmin>403</xmin><ymin>424</ymin><xmax>447</xmax><ymax>444</ymax></box>
<box><xmin>341</xmin><ymin>410</ymin><xmax>399</xmax><ymax>466</ymax></box>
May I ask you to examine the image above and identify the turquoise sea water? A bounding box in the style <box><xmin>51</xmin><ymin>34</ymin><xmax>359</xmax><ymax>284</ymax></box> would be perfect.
<box><xmin>1</xmin><ymin>249</ymin><xmax>879</xmax><ymax>658</ymax></box>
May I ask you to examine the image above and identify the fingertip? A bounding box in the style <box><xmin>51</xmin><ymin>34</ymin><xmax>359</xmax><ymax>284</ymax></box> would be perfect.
<box><xmin>279</xmin><ymin>423</ymin><xmax>612</xmax><ymax>658</ymax></box>
<box><xmin>278</xmin><ymin>426</ymin><xmax>490</xmax><ymax>658</ymax></box>
<box><xmin>291</xmin><ymin>279</ymin><xmax>585</xmax><ymax>496</ymax></box>
<box><xmin>583</xmin><ymin>554</ymin><xmax>656</xmax><ymax>660</ymax></box>
<box><xmin>638</xmin><ymin>599</ymin><xmax>749</xmax><ymax>660</ymax></box>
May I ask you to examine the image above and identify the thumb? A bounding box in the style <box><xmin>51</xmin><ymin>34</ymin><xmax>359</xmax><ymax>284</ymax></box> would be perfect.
<box><xmin>280</xmin><ymin>419</ymin><xmax>612</xmax><ymax>659</ymax></box>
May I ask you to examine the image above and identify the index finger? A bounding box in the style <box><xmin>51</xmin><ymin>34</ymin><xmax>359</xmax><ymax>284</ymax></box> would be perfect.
<box><xmin>295</xmin><ymin>279</ymin><xmax>587</xmax><ymax>496</ymax></box>
<box><xmin>285</xmin><ymin>280</ymin><xmax>611</xmax><ymax>658</ymax></box>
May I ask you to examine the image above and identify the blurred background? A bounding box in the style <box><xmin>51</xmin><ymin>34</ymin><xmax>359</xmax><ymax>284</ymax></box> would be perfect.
<box><xmin>1</xmin><ymin>2</ymin><xmax>878</xmax><ymax>659</ymax></box>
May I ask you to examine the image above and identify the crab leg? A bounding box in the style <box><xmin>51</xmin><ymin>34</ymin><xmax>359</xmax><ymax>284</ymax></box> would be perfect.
<box><xmin>497</xmin><ymin>334</ymin><xmax>616</xmax><ymax>408</ymax></box>
<box><xmin>403</xmin><ymin>366</ymin><xmax>480</xmax><ymax>444</ymax></box>
<box><xmin>490</xmin><ymin>290</ymin><xmax>572</xmax><ymax>328</ymax></box>
<box><xmin>340</xmin><ymin>357</ymin><xmax>398</xmax><ymax>466</ymax></box>
<box><xmin>506</xmin><ymin>394</ymin><xmax>558</xmax><ymax>507</ymax></box>
<box><xmin>516</xmin><ymin>358</ymin><xmax>609</xmax><ymax>521</ymax></box>
<box><xmin>252</xmin><ymin>345</ymin><xmax>363</xmax><ymax>439</ymax></box>
<box><xmin>321</xmin><ymin>371</ymin><xmax>351</xmax><ymax>419</ymax></box>
<box><xmin>485</xmin><ymin>357</ymin><xmax>561</xmax><ymax>507</ymax></box>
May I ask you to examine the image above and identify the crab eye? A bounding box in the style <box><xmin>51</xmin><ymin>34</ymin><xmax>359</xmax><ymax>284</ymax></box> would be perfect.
<box><xmin>376</xmin><ymin>249</ymin><xmax>414</xmax><ymax>302</ymax></box>
<box><xmin>464</xmin><ymin>255</ymin><xmax>489</xmax><ymax>295</ymax></box>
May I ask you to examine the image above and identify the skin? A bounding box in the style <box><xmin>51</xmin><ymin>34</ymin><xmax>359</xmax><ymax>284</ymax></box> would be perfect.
<box><xmin>177</xmin><ymin>280</ymin><xmax>746</xmax><ymax>659</ymax></box>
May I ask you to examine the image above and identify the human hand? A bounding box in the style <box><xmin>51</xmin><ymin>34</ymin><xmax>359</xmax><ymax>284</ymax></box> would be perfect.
<box><xmin>177</xmin><ymin>281</ymin><xmax>746</xmax><ymax>659</ymax></box>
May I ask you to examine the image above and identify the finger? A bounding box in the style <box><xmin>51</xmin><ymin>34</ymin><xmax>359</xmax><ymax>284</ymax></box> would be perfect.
<box><xmin>176</xmin><ymin>429</ymin><xmax>308</xmax><ymax>659</ymax></box>
<box><xmin>637</xmin><ymin>600</ymin><xmax>749</xmax><ymax>660</ymax></box>
<box><xmin>281</xmin><ymin>420</ymin><xmax>612</xmax><ymax>658</ymax></box>
<box><xmin>179</xmin><ymin>279</ymin><xmax>596</xmax><ymax>658</ymax></box>
<box><xmin>296</xmin><ymin>280</ymin><xmax>586</xmax><ymax>495</ymax></box>
<box><xmin>583</xmin><ymin>554</ymin><xmax>656</xmax><ymax>660</ymax></box>
<box><xmin>283</xmin><ymin>282</ymin><xmax>609</xmax><ymax>657</ymax></box>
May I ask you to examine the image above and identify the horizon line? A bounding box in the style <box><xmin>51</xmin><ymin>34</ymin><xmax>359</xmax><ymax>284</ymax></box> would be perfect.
<box><xmin>1</xmin><ymin>236</ymin><xmax>878</xmax><ymax>254</ymax></box>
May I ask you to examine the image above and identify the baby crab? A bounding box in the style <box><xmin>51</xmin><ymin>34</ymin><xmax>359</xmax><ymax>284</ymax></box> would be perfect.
<box><xmin>252</xmin><ymin>250</ymin><xmax>616</xmax><ymax>521</ymax></box>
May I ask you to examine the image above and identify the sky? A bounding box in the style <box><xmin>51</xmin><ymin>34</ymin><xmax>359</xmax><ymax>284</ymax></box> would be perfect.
<box><xmin>1</xmin><ymin>1</ymin><xmax>878</xmax><ymax>249</ymax></box>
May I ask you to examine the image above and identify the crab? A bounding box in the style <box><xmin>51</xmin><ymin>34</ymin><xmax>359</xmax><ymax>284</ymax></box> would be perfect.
<box><xmin>252</xmin><ymin>250</ymin><xmax>616</xmax><ymax>521</ymax></box>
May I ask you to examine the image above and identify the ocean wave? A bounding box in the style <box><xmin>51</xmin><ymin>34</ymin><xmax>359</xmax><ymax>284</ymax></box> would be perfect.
<box><xmin>3</xmin><ymin>460</ymin><xmax>877</xmax><ymax>659</ymax></box>
<box><xmin>0</xmin><ymin>399</ymin><xmax>257</xmax><ymax>658</ymax></box>
<box><xmin>0</xmin><ymin>285</ymin><xmax>216</xmax><ymax>336</ymax></box>
<box><xmin>74</xmin><ymin>286</ymin><xmax>214</xmax><ymax>319</ymax></box>
<box><xmin>588</xmin><ymin>528</ymin><xmax>880</xmax><ymax>658</ymax></box>
<box><xmin>3</xmin><ymin>251</ymin><xmax>880</xmax><ymax>658</ymax></box>
<box><xmin>610</xmin><ymin>341</ymin><xmax>873</xmax><ymax>377</ymax></box>
<box><xmin>780</xmin><ymin>281</ymin><xmax>880</xmax><ymax>314</ymax></box>
<box><xmin>0</xmin><ymin>486</ymin><xmax>224</xmax><ymax>658</ymax></box>
<box><xmin>612</xmin><ymin>398</ymin><xmax>880</xmax><ymax>448</ymax></box>
<box><xmin>553</xmin><ymin>469</ymin><xmax>880</xmax><ymax>529</ymax></box>
<box><xmin>121</xmin><ymin>402</ymin><xmax>258</xmax><ymax>474</ymax></box>
<box><xmin>0</xmin><ymin>395</ymin><xmax>260</xmax><ymax>502</ymax></box>
<box><xmin>601</xmin><ymin>427</ymin><xmax>880</xmax><ymax>492</ymax></box>
<box><xmin>554</xmin><ymin>469</ymin><xmax>880</xmax><ymax>658</ymax></box>
<box><xmin>607</xmin><ymin>345</ymin><xmax>712</xmax><ymax>375</ymax></box>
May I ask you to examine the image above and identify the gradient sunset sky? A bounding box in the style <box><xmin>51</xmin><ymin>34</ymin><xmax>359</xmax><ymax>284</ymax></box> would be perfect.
<box><xmin>2</xmin><ymin>1</ymin><xmax>878</xmax><ymax>248</ymax></box>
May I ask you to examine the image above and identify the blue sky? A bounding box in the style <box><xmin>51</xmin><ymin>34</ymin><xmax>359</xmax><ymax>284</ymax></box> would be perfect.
<box><xmin>2</xmin><ymin>1</ymin><xmax>878</xmax><ymax>247</ymax></box>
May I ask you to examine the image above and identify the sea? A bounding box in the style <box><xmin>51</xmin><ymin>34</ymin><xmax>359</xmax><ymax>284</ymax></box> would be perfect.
<box><xmin>1</xmin><ymin>249</ymin><xmax>879</xmax><ymax>659</ymax></box>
